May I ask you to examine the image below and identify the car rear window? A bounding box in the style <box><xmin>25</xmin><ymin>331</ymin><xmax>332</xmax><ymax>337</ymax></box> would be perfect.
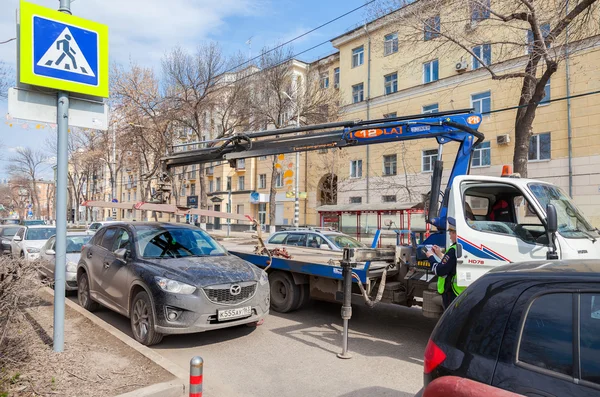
<box><xmin>268</xmin><ymin>234</ymin><xmax>287</xmax><ymax>244</ymax></box>
<box><xmin>518</xmin><ymin>293</ymin><xmax>573</xmax><ymax>376</ymax></box>
<box><xmin>581</xmin><ymin>293</ymin><xmax>600</xmax><ymax>384</ymax></box>
<box><xmin>2</xmin><ymin>227</ymin><xmax>20</xmax><ymax>237</ymax></box>
<box><xmin>26</xmin><ymin>228</ymin><xmax>57</xmax><ymax>241</ymax></box>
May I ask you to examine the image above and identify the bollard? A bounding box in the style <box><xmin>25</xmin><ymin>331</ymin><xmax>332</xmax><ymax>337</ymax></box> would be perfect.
<box><xmin>190</xmin><ymin>356</ymin><xmax>203</xmax><ymax>397</ymax></box>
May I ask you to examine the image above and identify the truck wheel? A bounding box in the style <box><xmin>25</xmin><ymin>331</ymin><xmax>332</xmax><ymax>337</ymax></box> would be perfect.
<box><xmin>130</xmin><ymin>291</ymin><xmax>163</xmax><ymax>346</ymax></box>
<box><xmin>77</xmin><ymin>272</ymin><xmax>99</xmax><ymax>312</ymax></box>
<box><xmin>269</xmin><ymin>271</ymin><xmax>300</xmax><ymax>313</ymax></box>
<box><xmin>294</xmin><ymin>283</ymin><xmax>311</xmax><ymax>311</ymax></box>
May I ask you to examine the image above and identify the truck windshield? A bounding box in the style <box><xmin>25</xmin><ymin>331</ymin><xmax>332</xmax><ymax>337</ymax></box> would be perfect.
<box><xmin>529</xmin><ymin>183</ymin><xmax>597</xmax><ymax>239</ymax></box>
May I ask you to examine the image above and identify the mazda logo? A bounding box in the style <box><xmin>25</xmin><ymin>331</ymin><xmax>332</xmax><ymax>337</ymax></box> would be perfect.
<box><xmin>230</xmin><ymin>284</ymin><xmax>242</xmax><ymax>296</ymax></box>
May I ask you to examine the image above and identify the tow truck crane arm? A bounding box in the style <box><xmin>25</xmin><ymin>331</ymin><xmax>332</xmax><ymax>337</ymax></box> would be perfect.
<box><xmin>161</xmin><ymin>109</ymin><xmax>484</xmax><ymax>231</ymax></box>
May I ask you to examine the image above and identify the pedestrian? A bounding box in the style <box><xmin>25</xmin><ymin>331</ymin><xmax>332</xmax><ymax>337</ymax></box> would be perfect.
<box><xmin>426</xmin><ymin>217</ymin><xmax>465</xmax><ymax>309</ymax></box>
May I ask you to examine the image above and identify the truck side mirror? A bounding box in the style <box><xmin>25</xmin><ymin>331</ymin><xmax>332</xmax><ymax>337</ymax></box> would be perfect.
<box><xmin>455</xmin><ymin>243</ymin><xmax>463</xmax><ymax>259</ymax></box>
<box><xmin>546</xmin><ymin>204</ymin><xmax>558</xmax><ymax>233</ymax></box>
<box><xmin>546</xmin><ymin>204</ymin><xmax>559</xmax><ymax>260</ymax></box>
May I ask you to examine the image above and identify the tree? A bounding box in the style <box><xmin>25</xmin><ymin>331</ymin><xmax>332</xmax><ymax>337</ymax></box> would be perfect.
<box><xmin>0</xmin><ymin>61</ymin><xmax>10</xmax><ymax>99</ymax></box>
<box><xmin>371</xmin><ymin>0</ymin><xmax>599</xmax><ymax>177</ymax></box>
<box><xmin>162</xmin><ymin>43</ymin><xmax>227</xmax><ymax>227</ymax></box>
<box><xmin>6</xmin><ymin>148</ymin><xmax>49</xmax><ymax>218</ymax></box>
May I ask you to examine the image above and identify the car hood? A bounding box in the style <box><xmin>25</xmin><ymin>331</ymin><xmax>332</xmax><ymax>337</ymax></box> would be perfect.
<box><xmin>142</xmin><ymin>255</ymin><xmax>258</xmax><ymax>287</ymax></box>
<box><xmin>66</xmin><ymin>253</ymin><xmax>81</xmax><ymax>263</ymax></box>
<box><xmin>23</xmin><ymin>241</ymin><xmax>46</xmax><ymax>250</ymax></box>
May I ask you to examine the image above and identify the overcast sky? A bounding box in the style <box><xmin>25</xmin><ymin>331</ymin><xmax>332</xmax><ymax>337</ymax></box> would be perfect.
<box><xmin>0</xmin><ymin>0</ymin><xmax>368</xmax><ymax>178</ymax></box>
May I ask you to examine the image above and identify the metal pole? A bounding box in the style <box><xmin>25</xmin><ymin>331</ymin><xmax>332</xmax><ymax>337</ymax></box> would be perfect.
<box><xmin>189</xmin><ymin>356</ymin><xmax>204</xmax><ymax>397</ymax></box>
<box><xmin>363</xmin><ymin>24</ymin><xmax>372</xmax><ymax>204</ymax></box>
<box><xmin>53</xmin><ymin>0</ymin><xmax>71</xmax><ymax>353</ymax></box>
<box><xmin>294</xmin><ymin>103</ymin><xmax>300</xmax><ymax>228</ymax></box>
<box><xmin>227</xmin><ymin>188</ymin><xmax>231</xmax><ymax>237</ymax></box>
<box><xmin>337</xmin><ymin>260</ymin><xmax>353</xmax><ymax>359</ymax></box>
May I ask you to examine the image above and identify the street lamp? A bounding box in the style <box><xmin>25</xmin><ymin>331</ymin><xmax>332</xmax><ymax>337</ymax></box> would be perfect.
<box><xmin>282</xmin><ymin>91</ymin><xmax>300</xmax><ymax>228</ymax></box>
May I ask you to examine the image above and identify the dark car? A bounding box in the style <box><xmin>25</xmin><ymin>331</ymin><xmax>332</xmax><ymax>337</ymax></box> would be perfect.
<box><xmin>76</xmin><ymin>222</ymin><xmax>270</xmax><ymax>346</ymax></box>
<box><xmin>0</xmin><ymin>225</ymin><xmax>21</xmax><ymax>255</ymax></box>
<box><xmin>424</xmin><ymin>260</ymin><xmax>600</xmax><ymax>396</ymax></box>
<box><xmin>1</xmin><ymin>218</ymin><xmax>20</xmax><ymax>226</ymax></box>
<box><xmin>21</xmin><ymin>220</ymin><xmax>46</xmax><ymax>226</ymax></box>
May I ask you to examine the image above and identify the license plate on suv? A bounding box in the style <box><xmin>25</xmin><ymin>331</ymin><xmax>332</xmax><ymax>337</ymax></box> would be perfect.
<box><xmin>217</xmin><ymin>306</ymin><xmax>252</xmax><ymax>321</ymax></box>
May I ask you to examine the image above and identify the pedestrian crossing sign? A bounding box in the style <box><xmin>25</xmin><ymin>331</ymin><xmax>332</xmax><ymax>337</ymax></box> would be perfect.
<box><xmin>19</xmin><ymin>1</ymin><xmax>109</xmax><ymax>97</ymax></box>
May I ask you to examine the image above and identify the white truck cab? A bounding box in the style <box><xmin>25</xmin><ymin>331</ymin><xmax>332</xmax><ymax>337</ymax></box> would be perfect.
<box><xmin>448</xmin><ymin>174</ymin><xmax>600</xmax><ymax>287</ymax></box>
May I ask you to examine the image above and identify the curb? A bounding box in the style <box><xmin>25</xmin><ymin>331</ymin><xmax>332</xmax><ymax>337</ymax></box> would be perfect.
<box><xmin>41</xmin><ymin>287</ymin><xmax>186</xmax><ymax>397</ymax></box>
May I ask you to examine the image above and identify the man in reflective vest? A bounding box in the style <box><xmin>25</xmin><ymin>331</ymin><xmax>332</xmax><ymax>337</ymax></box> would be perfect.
<box><xmin>426</xmin><ymin>217</ymin><xmax>465</xmax><ymax>309</ymax></box>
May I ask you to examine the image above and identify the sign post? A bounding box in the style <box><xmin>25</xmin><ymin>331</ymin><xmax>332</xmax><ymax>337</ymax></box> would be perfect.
<box><xmin>18</xmin><ymin>0</ymin><xmax>109</xmax><ymax>352</ymax></box>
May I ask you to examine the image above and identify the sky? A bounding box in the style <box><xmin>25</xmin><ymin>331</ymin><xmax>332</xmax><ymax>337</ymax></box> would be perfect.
<box><xmin>0</xmin><ymin>0</ymin><xmax>371</xmax><ymax>178</ymax></box>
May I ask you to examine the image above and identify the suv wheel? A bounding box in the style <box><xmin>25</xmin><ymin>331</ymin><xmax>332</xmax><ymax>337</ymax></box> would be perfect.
<box><xmin>269</xmin><ymin>271</ymin><xmax>300</xmax><ymax>313</ymax></box>
<box><xmin>130</xmin><ymin>291</ymin><xmax>163</xmax><ymax>346</ymax></box>
<box><xmin>77</xmin><ymin>272</ymin><xmax>99</xmax><ymax>311</ymax></box>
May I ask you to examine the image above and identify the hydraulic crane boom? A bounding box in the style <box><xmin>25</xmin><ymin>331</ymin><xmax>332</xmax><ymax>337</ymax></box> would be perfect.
<box><xmin>160</xmin><ymin>109</ymin><xmax>485</xmax><ymax>231</ymax></box>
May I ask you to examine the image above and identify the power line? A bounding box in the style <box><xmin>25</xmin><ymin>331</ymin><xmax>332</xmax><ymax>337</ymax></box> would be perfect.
<box><xmin>483</xmin><ymin>89</ymin><xmax>600</xmax><ymax>115</ymax></box>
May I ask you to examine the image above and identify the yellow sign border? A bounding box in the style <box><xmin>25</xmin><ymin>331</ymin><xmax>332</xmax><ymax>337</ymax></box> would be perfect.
<box><xmin>19</xmin><ymin>0</ymin><xmax>109</xmax><ymax>97</ymax></box>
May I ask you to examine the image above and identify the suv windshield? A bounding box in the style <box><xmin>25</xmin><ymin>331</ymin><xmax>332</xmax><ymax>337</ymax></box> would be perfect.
<box><xmin>26</xmin><ymin>228</ymin><xmax>56</xmax><ymax>241</ymax></box>
<box><xmin>136</xmin><ymin>226</ymin><xmax>226</xmax><ymax>259</ymax></box>
<box><xmin>529</xmin><ymin>183</ymin><xmax>597</xmax><ymax>239</ymax></box>
<box><xmin>325</xmin><ymin>234</ymin><xmax>363</xmax><ymax>249</ymax></box>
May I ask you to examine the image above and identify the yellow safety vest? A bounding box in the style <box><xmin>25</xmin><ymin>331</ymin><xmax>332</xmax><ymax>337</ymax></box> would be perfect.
<box><xmin>436</xmin><ymin>244</ymin><xmax>465</xmax><ymax>296</ymax></box>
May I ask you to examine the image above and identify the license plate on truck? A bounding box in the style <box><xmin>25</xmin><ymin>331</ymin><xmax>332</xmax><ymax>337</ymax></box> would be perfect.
<box><xmin>217</xmin><ymin>306</ymin><xmax>252</xmax><ymax>321</ymax></box>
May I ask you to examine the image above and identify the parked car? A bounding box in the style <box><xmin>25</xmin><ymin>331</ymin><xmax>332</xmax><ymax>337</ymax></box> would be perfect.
<box><xmin>38</xmin><ymin>233</ymin><xmax>92</xmax><ymax>291</ymax></box>
<box><xmin>87</xmin><ymin>220</ymin><xmax>119</xmax><ymax>234</ymax></box>
<box><xmin>0</xmin><ymin>218</ymin><xmax>20</xmax><ymax>225</ymax></box>
<box><xmin>77</xmin><ymin>222</ymin><xmax>270</xmax><ymax>345</ymax></box>
<box><xmin>424</xmin><ymin>260</ymin><xmax>600</xmax><ymax>396</ymax></box>
<box><xmin>11</xmin><ymin>225</ymin><xmax>57</xmax><ymax>262</ymax></box>
<box><xmin>20</xmin><ymin>220</ymin><xmax>46</xmax><ymax>226</ymax></box>
<box><xmin>267</xmin><ymin>229</ymin><xmax>365</xmax><ymax>251</ymax></box>
<box><xmin>0</xmin><ymin>225</ymin><xmax>21</xmax><ymax>255</ymax></box>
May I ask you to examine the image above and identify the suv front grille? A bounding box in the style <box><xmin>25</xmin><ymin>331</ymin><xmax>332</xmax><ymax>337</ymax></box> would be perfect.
<box><xmin>203</xmin><ymin>283</ymin><xmax>256</xmax><ymax>305</ymax></box>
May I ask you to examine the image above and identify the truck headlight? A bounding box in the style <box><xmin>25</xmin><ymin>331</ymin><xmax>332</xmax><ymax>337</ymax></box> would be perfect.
<box><xmin>154</xmin><ymin>277</ymin><xmax>196</xmax><ymax>294</ymax></box>
<box><xmin>27</xmin><ymin>248</ymin><xmax>40</xmax><ymax>254</ymax></box>
<box><xmin>259</xmin><ymin>270</ymin><xmax>269</xmax><ymax>286</ymax></box>
<box><xmin>66</xmin><ymin>261</ymin><xmax>77</xmax><ymax>273</ymax></box>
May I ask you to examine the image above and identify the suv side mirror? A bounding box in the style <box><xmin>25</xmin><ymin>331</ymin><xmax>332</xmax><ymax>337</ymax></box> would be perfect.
<box><xmin>46</xmin><ymin>249</ymin><xmax>56</xmax><ymax>255</ymax></box>
<box><xmin>320</xmin><ymin>244</ymin><xmax>330</xmax><ymax>250</ymax></box>
<box><xmin>13</xmin><ymin>235</ymin><xmax>22</xmax><ymax>241</ymax></box>
<box><xmin>546</xmin><ymin>204</ymin><xmax>558</xmax><ymax>233</ymax></box>
<box><xmin>114</xmin><ymin>248</ymin><xmax>129</xmax><ymax>263</ymax></box>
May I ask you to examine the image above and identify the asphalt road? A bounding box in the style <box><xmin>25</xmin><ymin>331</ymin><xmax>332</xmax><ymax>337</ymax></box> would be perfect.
<box><xmin>71</xmin><ymin>296</ymin><xmax>437</xmax><ymax>397</ymax></box>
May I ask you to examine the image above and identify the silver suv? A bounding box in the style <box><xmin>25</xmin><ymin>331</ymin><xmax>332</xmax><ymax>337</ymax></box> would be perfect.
<box><xmin>267</xmin><ymin>229</ymin><xmax>364</xmax><ymax>251</ymax></box>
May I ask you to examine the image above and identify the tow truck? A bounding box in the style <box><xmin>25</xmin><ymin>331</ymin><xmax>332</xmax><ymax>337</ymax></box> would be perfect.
<box><xmin>86</xmin><ymin>109</ymin><xmax>600</xmax><ymax>319</ymax></box>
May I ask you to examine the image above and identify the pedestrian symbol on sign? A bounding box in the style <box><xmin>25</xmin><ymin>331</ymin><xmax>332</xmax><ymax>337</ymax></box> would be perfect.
<box><xmin>37</xmin><ymin>27</ymin><xmax>94</xmax><ymax>77</ymax></box>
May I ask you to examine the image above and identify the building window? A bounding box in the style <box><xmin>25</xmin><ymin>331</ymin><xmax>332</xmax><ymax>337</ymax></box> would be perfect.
<box><xmin>382</xmin><ymin>195</ymin><xmax>396</xmax><ymax>203</ymax></box>
<box><xmin>541</xmin><ymin>79</ymin><xmax>551</xmax><ymax>105</ymax></box>
<box><xmin>180</xmin><ymin>185</ymin><xmax>185</xmax><ymax>197</ymax></box>
<box><xmin>471</xmin><ymin>141</ymin><xmax>491</xmax><ymax>168</ymax></box>
<box><xmin>384</xmin><ymin>112</ymin><xmax>397</xmax><ymax>118</ymax></box>
<box><xmin>275</xmin><ymin>172</ymin><xmax>284</xmax><ymax>188</ymax></box>
<box><xmin>527</xmin><ymin>23</ymin><xmax>551</xmax><ymax>54</ymax></box>
<box><xmin>216</xmin><ymin>177</ymin><xmax>222</xmax><ymax>192</ymax></box>
<box><xmin>352</xmin><ymin>83</ymin><xmax>364</xmax><ymax>103</ymax></box>
<box><xmin>384</xmin><ymin>73</ymin><xmax>398</xmax><ymax>95</ymax></box>
<box><xmin>128</xmin><ymin>192</ymin><xmax>131</xmax><ymax>201</ymax></box>
<box><xmin>471</xmin><ymin>91</ymin><xmax>491</xmax><ymax>114</ymax></box>
<box><xmin>422</xmin><ymin>149</ymin><xmax>438</xmax><ymax>172</ymax></box>
<box><xmin>238</xmin><ymin>176</ymin><xmax>245</xmax><ymax>190</ymax></box>
<box><xmin>259</xmin><ymin>155</ymin><xmax>267</xmax><ymax>161</ymax></box>
<box><xmin>424</xmin><ymin>15</ymin><xmax>440</xmax><ymax>41</ymax></box>
<box><xmin>190</xmin><ymin>183</ymin><xmax>196</xmax><ymax>195</ymax></box>
<box><xmin>423</xmin><ymin>60</ymin><xmax>439</xmax><ymax>83</ymax></box>
<box><xmin>470</xmin><ymin>0</ymin><xmax>490</xmax><ymax>22</ymax></box>
<box><xmin>236</xmin><ymin>159</ymin><xmax>245</xmax><ymax>169</ymax></box>
<box><xmin>384</xmin><ymin>32</ymin><xmax>398</xmax><ymax>55</ymax></box>
<box><xmin>529</xmin><ymin>133</ymin><xmax>551</xmax><ymax>161</ymax></box>
<box><xmin>320</xmin><ymin>72</ymin><xmax>329</xmax><ymax>89</ymax></box>
<box><xmin>423</xmin><ymin>103</ymin><xmax>439</xmax><ymax>114</ymax></box>
<box><xmin>226</xmin><ymin>176</ymin><xmax>232</xmax><ymax>190</ymax></box>
<box><xmin>350</xmin><ymin>160</ymin><xmax>362</xmax><ymax>178</ymax></box>
<box><xmin>349</xmin><ymin>197</ymin><xmax>362</xmax><ymax>204</ymax></box>
<box><xmin>352</xmin><ymin>46</ymin><xmax>364</xmax><ymax>68</ymax></box>
<box><xmin>259</xmin><ymin>174</ymin><xmax>267</xmax><ymax>189</ymax></box>
<box><xmin>472</xmin><ymin>44</ymin><xmax>491</xmax><ymax>69</ymax></box>
<box><xmin>209</xmin><ymin>180</ymin><xmax>214</xmax><ymax>193</ymax></box>
<box><xmin>189</xmin><ymin>164</ymin><xmax>197</xmax><ymax>179</ymax></box>
<box><xmin>383</xmin><ymin>155</ymin><xmax>397</xmax><ymax>176</ymax></box>
<box><xmin>258</xmin><ymin>203</ymin><xmax>267</xmax><ymax>225</ymax></box>
<box><xmin>334</xmin><ymin>67</ymin><xmax>340</xmax><ymax>88</ymax></box>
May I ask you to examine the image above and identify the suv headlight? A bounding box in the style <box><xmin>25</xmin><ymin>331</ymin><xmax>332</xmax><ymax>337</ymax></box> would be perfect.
<box><xmin>259</xmin><ymin>270</ymin><xmax>269</xmax><ymax>286</ymax></box>
<box><xmin>1</xmin><ymin>239</ymin><xmax>10</xmax><ymax>245</ymax></box>
<box><xmin>27</xmin><ymin>248</ymin><xmax>40</xmax><ymax>254</ymax></box>
<box><xmin>154</xmin><ymin>277</ymin><xmax>196</xmax><ymax>294</ymax></box>
<box><xmin>66</xmin><ymin>261</ymin><xmax>77</xmax><ymax>273</ymax></box>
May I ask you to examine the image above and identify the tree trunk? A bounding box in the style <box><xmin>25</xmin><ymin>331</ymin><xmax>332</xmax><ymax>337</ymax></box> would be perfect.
<box><xmin>269</xmin><ymin>156</ymin><xmax>278</xmax><ymax>234</ymax></box>
<box><xmin>199</xmin><ymin>164</ymin><xmax>208</xmax><ymax>229</ymax></box>
<box><xmin>31</xmin><ymin>180</ymin><xmax>41</xmax><ymax>218</ymax></box>
<box><xmin>513</xmin><ymin>120</ymin><xmax>533</xmax><ymax>178</ymax></box>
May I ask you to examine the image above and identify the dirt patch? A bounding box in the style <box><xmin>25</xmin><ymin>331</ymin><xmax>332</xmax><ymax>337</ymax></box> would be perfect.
<box><xmin>0</xmin><ymin>292</ymin><xmax>174</xmax><ymax>397</ymax></box>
